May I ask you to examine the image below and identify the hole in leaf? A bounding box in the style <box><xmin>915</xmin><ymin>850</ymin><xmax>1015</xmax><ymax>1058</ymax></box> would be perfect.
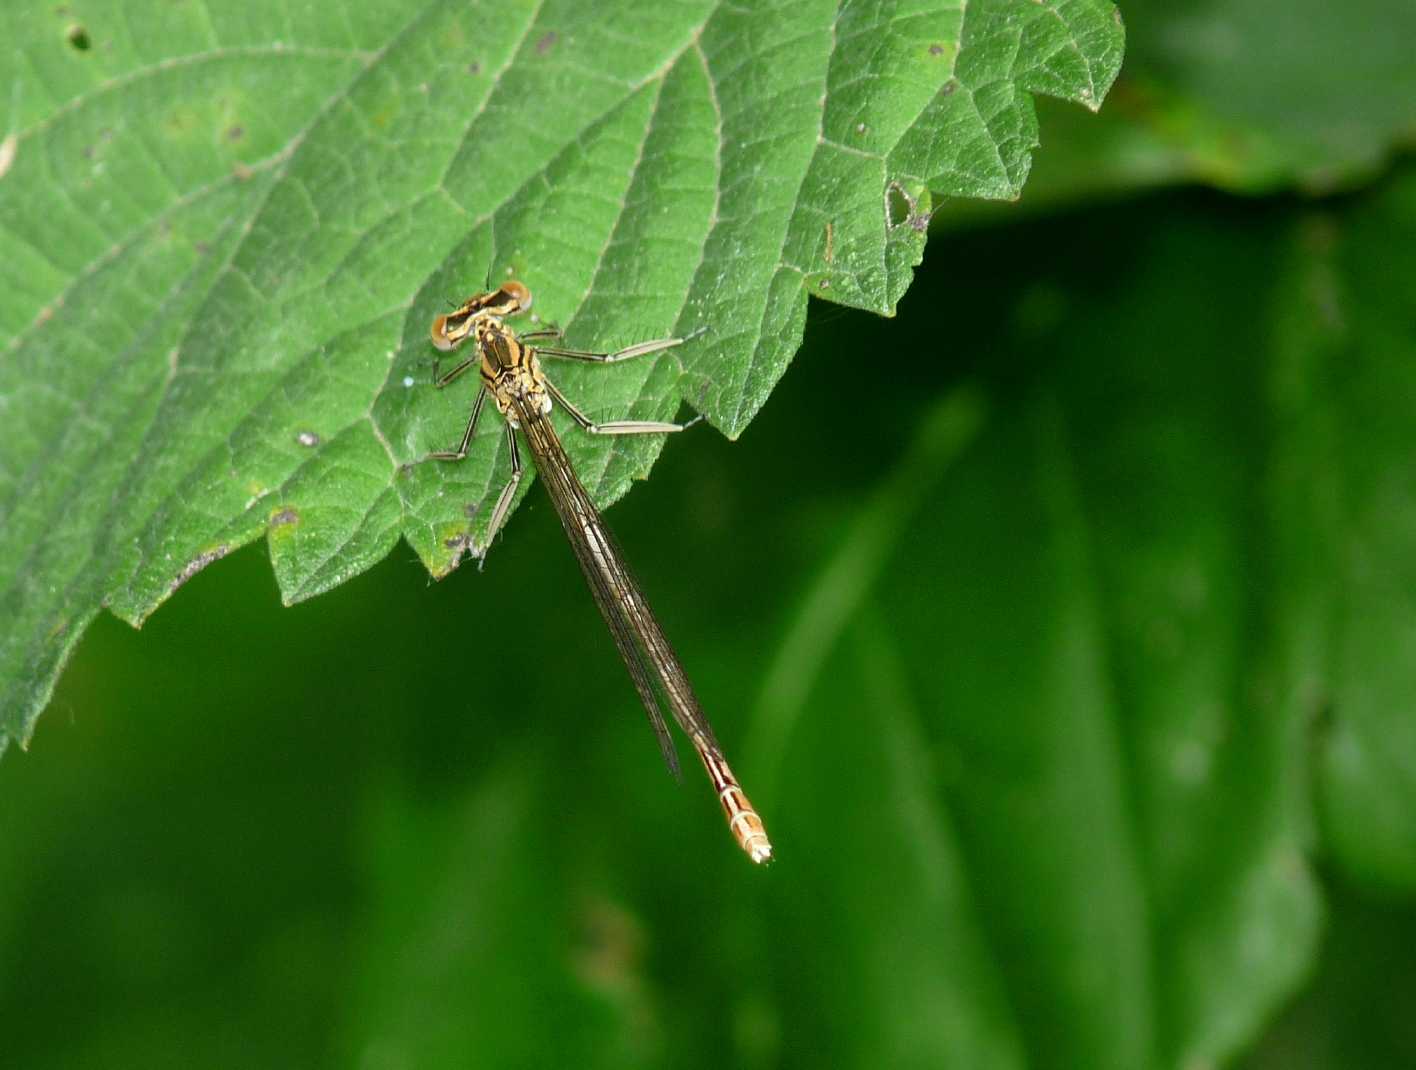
<box><xmin>886</xmin><ymin>184</ymin><xmax>913</xmax><ymax>228</ymax></box>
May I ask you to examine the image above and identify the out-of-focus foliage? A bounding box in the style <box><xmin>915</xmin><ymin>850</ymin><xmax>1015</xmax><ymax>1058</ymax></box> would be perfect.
<box><xmin>943</xmin><ymin>0</ymin><xmax>1416</xmax><ymax>221</ymax></box>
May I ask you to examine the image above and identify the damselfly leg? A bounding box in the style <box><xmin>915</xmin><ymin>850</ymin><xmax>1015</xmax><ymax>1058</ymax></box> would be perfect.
<box><xmin>424</xmin><ymin>384</ymin><xmax>487</xmax><ymax>461</ymax></box>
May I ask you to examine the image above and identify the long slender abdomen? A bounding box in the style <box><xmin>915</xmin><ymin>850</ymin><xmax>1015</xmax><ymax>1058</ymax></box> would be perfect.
<box><xmin>692</xmin><ymin>733</ymin><xmax>773</xmax><ymax>864</ymax></box>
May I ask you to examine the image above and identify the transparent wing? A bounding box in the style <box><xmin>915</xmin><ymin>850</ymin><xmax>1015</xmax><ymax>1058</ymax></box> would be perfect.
<box><xmin>514</xmin><ymin>400</ymin><xmax>723</xmax><ymax>770</ymax></box>
<box><xmin>512</xmin><ymin>403</ymin><xmax>686</xmax><ymax>775</ymax></box>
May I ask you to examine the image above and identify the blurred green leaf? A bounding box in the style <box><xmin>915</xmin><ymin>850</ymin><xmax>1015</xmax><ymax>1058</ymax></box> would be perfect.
<box><xmin>760</xmin><ymin>179</ymin><xmax>1416</xmax><ymax>1069</ymax></box>
<box><xmin>1293</xmin><ymin>177</ymin><xmax>1416</xmax><ymax>891</ymax></box>
<box><xmin>938</xmin><ymin>0</ymin><xmax>1416</xmax><ymax>222</ymax></box>
<box><xmin>0</xmin><ymin>0</ymin><xmax>1122</xmax><ymax>753</ymax></box>
<box><xmin>1241</xmin><ymin>874</ymin><xmax>1416</xmax><ymax>1069</ymax></box>
<box><xmin>1119</xmin><ymin>0</ymin><xmax>1416</xmax><ymax>191</ymax></box>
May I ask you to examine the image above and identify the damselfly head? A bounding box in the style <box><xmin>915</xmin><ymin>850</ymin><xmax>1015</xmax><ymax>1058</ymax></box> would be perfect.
<box><xmin>429</xmin><ymin>282</ymin><xmax>533</xmax><ymax>351</ymax></box>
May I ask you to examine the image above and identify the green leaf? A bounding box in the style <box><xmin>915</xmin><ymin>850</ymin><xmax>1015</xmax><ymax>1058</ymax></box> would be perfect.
<box><xmin>1294</xmin><ymin>177</ymin><xmax>1416</xmax><ymax>890</ymax></box>
<box><xmin>0</xmin><ymin>0</ymin><xmax>1123</xmax><ymax>753</ymax></box>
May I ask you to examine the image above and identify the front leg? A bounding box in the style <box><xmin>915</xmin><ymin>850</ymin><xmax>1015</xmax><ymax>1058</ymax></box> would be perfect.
<box><xmin>422</xmin><ymin>385</ymin><xmax>488</xmax><ymax>462</ymax></box>
<box><xmin>481</xmin><ymin>421</ymin><xmax>523</xmax><ymax>551</ymax></box>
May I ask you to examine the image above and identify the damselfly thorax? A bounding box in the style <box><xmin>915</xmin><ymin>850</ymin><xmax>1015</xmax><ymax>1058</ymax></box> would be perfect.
<box><xmin>420</xmin><ymin>281</ymin><xmax>773</xmax><ymax>865</ymax></box>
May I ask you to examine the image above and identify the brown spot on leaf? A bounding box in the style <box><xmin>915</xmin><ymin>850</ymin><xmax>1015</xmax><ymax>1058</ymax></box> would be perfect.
<box><xmin>270</xmin><ymin>508</ymin><xmax>299</xmax><ymax>527</ymax></box>
<box><xmin>929</xmin><ymin>43</ymin><xmax>943</xmax><ymax>56</ymax></box>
<box><xmin>225</xmin><ymin>124</ymin><xmax>244</xmax><ymax>142</ymax></box>
<box><xmin>536</xmin><ymin>31</ymin><xmax>558</xmax><ymax>54</ymax></box>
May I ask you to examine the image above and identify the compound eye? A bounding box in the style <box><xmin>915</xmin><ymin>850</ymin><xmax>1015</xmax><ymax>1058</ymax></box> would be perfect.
<box><xmin>430</xmin><ymin>314</ymin><xmax>458</xmax><ymax>351</ymax></box>
<box><xmin>502</xmin><ymin>280</ymin><xmax>532</xmax><ymax>313</ymax></box>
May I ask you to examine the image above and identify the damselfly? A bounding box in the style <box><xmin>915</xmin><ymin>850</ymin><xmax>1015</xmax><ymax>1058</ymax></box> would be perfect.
<box><xmin>425</xmin><ymin>282</ymin><xmax>772</xmax><ymax>865</ymax></box>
